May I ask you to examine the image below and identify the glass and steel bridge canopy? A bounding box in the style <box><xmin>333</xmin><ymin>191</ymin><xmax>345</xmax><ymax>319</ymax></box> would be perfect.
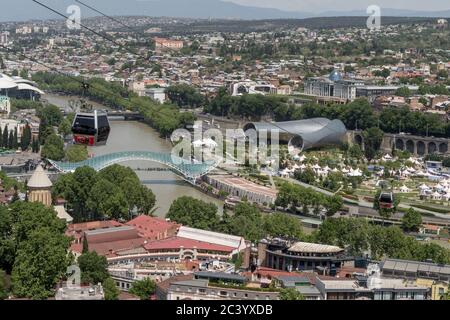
<box><xmin>48</xmin><ymin>151</ymin><xmax>218</xmax><ymax>183</ymax></box>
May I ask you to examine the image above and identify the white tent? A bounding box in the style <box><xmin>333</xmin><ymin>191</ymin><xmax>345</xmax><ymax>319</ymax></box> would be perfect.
<box><xmin>348</xmin><ymin>168</ymin><xmax>363</xmax><ymax>177</ymax></box>
<box><xmin>204</xmin><ymin>138</ymin><xmax>218</xmax><ymax>148</ymax></box>
<box><xmin>432</xmin><ymin>191</ymin><xmax>442</xmax><ymax>200</ymax></box>
<box><xmin>399</xmin><ymin>185</ymin><xmax>410</xmax><ymax>193</ymax></box>
<box><xmin>192</xmin><ymin>140</ymin><xmax>204</xmax><ymax>148</ymax></box>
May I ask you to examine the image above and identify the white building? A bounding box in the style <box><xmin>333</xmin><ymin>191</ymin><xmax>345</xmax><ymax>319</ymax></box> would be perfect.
<box><xmin>230</xmin><ymin>80</ymin><xmax>277</xmax><ymax>96</ymax></box>
<box><xmin>0</xmin><ymin>96</ymin><xmax>11</xmax><ymax>118</ymax></box>
<box><xmin>145</xmin><ymin>87</ymin><xmax>166</xmax><ymax>103</ymax></box>
<box><xmin>0</xmin><ymin>32</ymin><xmax>9</xmax><ymax>45</ymax></box>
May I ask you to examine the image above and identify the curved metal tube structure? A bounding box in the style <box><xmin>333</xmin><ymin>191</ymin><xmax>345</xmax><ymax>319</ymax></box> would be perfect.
<box><xmin>243</xmin><ymin>118</ymin><xmax>347</xmax><ymax>155</ymax></box>
<box><xmin>48</xmin><ymin>151</ymin><xmax>218</xmax><ymax>184</ymax></box>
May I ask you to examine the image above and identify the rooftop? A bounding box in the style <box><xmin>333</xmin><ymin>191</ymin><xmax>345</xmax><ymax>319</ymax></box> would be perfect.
<box><xmin>27</xmin><ymin>165</ymin><xmax>52</xmax><ymax>188</ymax></box>
<box><xmin>144</xmin><ymin>236</ymin><xmax>235</xmax><ymax>253</ymax></box>
<box><xmin>288</xmin><ymin>242</ymin><xmax>344</xmax><ymax>254</ymax></box>
<box><xmin>381</xmin><ymin>259</ymin><xmax>450</xmax><ymax>275</ymax></box>
<box><xmin>177</xmin><ymin>226</ymin><xmax>245</xmax><ymax>250</ymax></box>
<box><xmin>126</xmin><ymin>215</ymin><xmax>180</xmax><ymax>239</ymax></box>
<box><xmin>194</xmin><ymin>271</ymin><xmax>246</xmax><ymax>283</ymax></box>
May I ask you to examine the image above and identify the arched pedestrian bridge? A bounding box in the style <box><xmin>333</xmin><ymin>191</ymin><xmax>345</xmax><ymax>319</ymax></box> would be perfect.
<box><xmin>48</xmin><ymin>151</ymin><xmax>218</xmax><ymax>184</ymax></box>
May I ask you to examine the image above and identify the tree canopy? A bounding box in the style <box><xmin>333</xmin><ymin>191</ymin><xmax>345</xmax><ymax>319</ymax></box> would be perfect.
<box><xmin>41</xmin><ymin>134</ymin><xmax>65</xmax><ymax>161</ymax></box>
<box><xmin>167</xmin><ymin>196</ymin><xmax>219</xmax><ymax>230</ymax></box>
<box><xmin>78</xmin><ymin>251</ymin><xmax>109</xmax><ymax>285</ymax></box>
<box><xmin>129</xmin><ymin>278</ymin><xmax>156</xmax><ymax>300</ymax></box>
<box><xmin>52</xmin><ymin>165</ymin><xmax>156</xmax><ymax>222</ymax></box>
<box><xmin>0</xmin><ymin>202</ymin><xmax>71</xmax><ymax>299</ymax></box>
<box><xmin>401</xmin><ymin>209</ymin><xmax>423</xmax><ymax>232</ymax></box>
<box><xmin>279</xmin><ymin>288</ymin><xmax>305</xmax><ymax>300</ymax></box>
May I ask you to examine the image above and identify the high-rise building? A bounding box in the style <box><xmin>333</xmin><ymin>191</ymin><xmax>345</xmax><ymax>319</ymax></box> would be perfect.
<box><xmin>0</xmin><ymin>32</ymin><xmax>9</xmax><ymax>45</ymax></box>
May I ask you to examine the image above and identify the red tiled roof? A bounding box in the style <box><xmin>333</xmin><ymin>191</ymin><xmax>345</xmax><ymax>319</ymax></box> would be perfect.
<box><xmin>144</xmin><ymin>237</ymin><xmax>234</xmax><ymax>253</ymax></box>
<box><xmin>422</xmin><ymin>224</ymin><xmax>441</xmax><ymax>231</ymax></box>
<box><xmin>126</xmin><ymin>215</ymin><xmax>180</xmax><ymax>240</ymax></box>
<box><xmin>251</xmin><ymin>267</ymin><xmax>295</xmax><ymax>278</ymax></box>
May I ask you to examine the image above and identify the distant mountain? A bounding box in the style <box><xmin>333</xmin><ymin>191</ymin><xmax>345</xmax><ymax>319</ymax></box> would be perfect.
<box><xmin>0</xmin><ymin>0</ymin><xmax>309</xmax><ymax>22</ymax></box>
<box><xmin>0</xmin><ymin>1</ymin><xmax>449</xmax><ymax>23</ymax></box>
<box><xmin>320</xmin><ymin>8</ymin><xmax>450</xmax><ymax>18</ymax></box>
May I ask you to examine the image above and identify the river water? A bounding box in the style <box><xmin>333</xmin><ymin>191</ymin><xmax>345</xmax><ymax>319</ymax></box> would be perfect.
<box><xmin>45</xmin><ymin>94</ymin><xmax>224</xmax><ymax>217</ymax></box>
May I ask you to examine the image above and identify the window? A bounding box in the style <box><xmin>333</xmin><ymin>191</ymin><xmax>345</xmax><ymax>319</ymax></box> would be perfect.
<box><xmin>219</xmin><ymin>291</ymin><xmax>228</xmax><ymax>297</ymax></box>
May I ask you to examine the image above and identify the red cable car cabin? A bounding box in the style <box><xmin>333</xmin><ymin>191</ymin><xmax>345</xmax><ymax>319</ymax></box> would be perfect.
<box><xmin>72</xmin><ymin>111</ymin><xmax>110</xmax><ymax>147</ymax></box>
<box><xmin>379</xmin><ymin>192</ymin><xmax>394</xmax><ymax>209</ymax></box>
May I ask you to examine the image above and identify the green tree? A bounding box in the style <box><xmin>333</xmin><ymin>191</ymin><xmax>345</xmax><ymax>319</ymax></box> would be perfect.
<box><xmin>401</xmin><ymin>209</ymin><xmax>423</xmax><ymax>232</ymax></box>
<box><xmin>395</xmin><ymin>86</ymin><xmax>411</xmax><ymax>97</ymax></box>
<box><xmin>0</xmin><ymin>206</ymin><xmax>14</xmax><ymax>273</ymax></box>
<box><xmin>65</xmin><ymin>145</ymin><xmax>88</xmax><ymax>162</ymax></box>
<box><xmin>82</xmin><ymin>235</ymin><xmax>89</xmax><ymax>254</ymax></box>
<box><xmin>167</xmin><ymin>196</ymin><xmax>219</xmax><ymax>230</ymax></box>
<box><xmin>279</xmin><ymin>288</ymin><xmax>305</xmax><ymax>300</ymax></box>
<box><xmin>294</xmin><ymin>168</ymin><xmax>316</xmax><ymax>184</ymax></box>
<box><xmin>9</xmin><ymin>202</ymin><xmax>68</xmax><ymax>248</ymax></box>
<box><xmin>325</xmin><ymin>195</ymin><xmax>344</xmax><ymax>216</ymax></box>
<box><xmin>78</xmin><ymin>251</ymin><xmax>109</xmax><ymax>285</ymax></box>
<box><xmin>263</xmin><ymin>213</ymin><xmax>303</xmax><ymax>239</ymax></box>
<box><xmin>7</xmin><ymin>130</ymin><xmax>14</xmax><ymax>150</ymax></box>
<box><xmin>348</xmin><ymin>144</ymin><xmax>363</xmax><ymax>158</ymax></box>
<box><xmin>87</xmin><ymin>179</ymin><xmax>128</xmax><ymax>220</ymax></box>
<box><xmin>37</xmin><ymin>104</ymin><xmax>63</xmax><ymax>127</ymax></box>
<box><xmin>41</xmin><ymin>134</ymin><xmax>64</xmax><ymax>160</ymax></box>
<box><xmin>103</xmin><ymin>277</ymin><xmax>120</xmax><ymax>300</ymax></box>
<box><xmin>166</xmin><ymin>84</ymin><xmax>204</xmax><ymax>108</ymax></box>
<box><xmin>2</xmin><ymin>126</ymin><xmax>8</xmax><ymax>149</ymax></box>
<box><xmin>11</xmin><ymin>228</ymin><xmax>70</xmax><ymax>299</ymax></box>
<box><xmin>31</xmin><ymin>137</ymin><xmax>39</xmax><ymax>153</ymax></box>
<box><xmin>226</xmin><ymin>202</ymin><xmax>264</xmax><ymax>242</ymax></box>
<box><xmin>363</xmin><ymin>127</ymin><xmax>384</xmax><ymax>161</ymax></box>
<box><xmin>20</xmin><ymin>124</ymin><xmax>32</xmax><ymax>151</ymax></box>
<box><xmin>129</xmin><ymin>278</ymin><xmax>156</xmax><ymax>300</ymax></box>
<box><xmin>58</xmin><ymin>118</ymin><xmax>72</xmax><ymax>138</ymax></box>
<box><xmin>0</xmin><ymin>269</ymin><xmax>7</xmax><ymax>300</ymax></box>
<box><xmin>12</xmin><ymin>128</ymin><xmax>18</xmax><ymax>150</ymax></box>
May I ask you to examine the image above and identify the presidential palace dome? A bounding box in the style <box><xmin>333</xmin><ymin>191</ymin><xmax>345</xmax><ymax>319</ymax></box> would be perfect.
<box><xmin>329</xmin><ymin>70</ymin><xmax>342</xmax><ymax>82</ymax></box>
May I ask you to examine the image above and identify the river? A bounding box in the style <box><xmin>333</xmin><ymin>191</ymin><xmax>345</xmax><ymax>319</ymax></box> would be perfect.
<box><xmin>45</xmin><ymin>94</ymin><xmax>224</xmax><ymax>217</ymax></box>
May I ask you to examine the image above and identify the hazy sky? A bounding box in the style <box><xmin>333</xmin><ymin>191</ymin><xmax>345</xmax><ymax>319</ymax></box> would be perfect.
<box><xmin>228</xmin><ymin>0</ymin><xmax>450</xmax><ymax>12</ymax></box>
